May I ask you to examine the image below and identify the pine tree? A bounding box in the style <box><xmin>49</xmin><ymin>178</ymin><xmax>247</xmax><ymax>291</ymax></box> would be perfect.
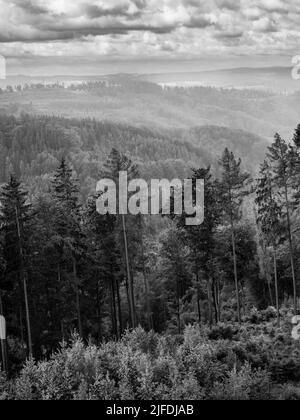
<box><xmin>100</xmin><ymin>149</ymin><xmax>140</xmax><ymax>329</ymax></box>
<box><xmin>51</xmin><ymin>159</ymin><xmax>84</xmax><ymax>337</ymax></box>
<box><xmin>255</xmin><ymin>160</ymin><xmax>282</xmax><ymax>326</ymax></box>
<box><xmin>52</xmin><ymin>158</ymin><xmax>79</xmax><ymax>212</ymax></box>
<box><xmin>176</xmin><ymin>167</ymin><xmax>221</xmax><ymax>325</ymax></box>
<box><xmin>293</xmin><ymin>124</ymin><xmax>300</xmax><ymax>148</ymax></box>
<box><xmin>160</xmin><ymin>226</ymin><xmax>191</xmax><ymax>334</ymax></box>
<box><xmin>267</xmin><ymin>134</ymin><xmax>298</xmax><ymax>315</ymax></box>
<box><xmin>219</xmin><ymin>149</ymin><xmax>252</xmax><ymax>324</ymax></box>
<box><xmin>0</xmin><ymin>175</ymin><xmax>33</xmax><ymax>357</ymax></box>
<box><xmin>84</xmin><ymin>197</ymin><xmax>123</xmax><ymax>339</ymax></box>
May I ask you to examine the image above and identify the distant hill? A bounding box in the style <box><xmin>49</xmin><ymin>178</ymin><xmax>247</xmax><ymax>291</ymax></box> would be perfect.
<box><xmin>143</xmin><ymin>66</ymin><xmax>300</xmax><ymax>93</ymax></box>
<box><xmin>0</xmin><ymin>76</ymin><xmax>299</xmax><ymax>140</ymax></box>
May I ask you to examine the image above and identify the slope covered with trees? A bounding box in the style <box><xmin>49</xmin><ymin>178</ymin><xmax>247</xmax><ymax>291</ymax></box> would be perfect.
<box><xmin>0</xmin><ymin>114</ymin><xmax>268</xmax><ymax>201</ymax></box>
<box><xmin>0</xmin><ymin>109</ymin><xmax>300</xmax><ymax>399</ymax></box>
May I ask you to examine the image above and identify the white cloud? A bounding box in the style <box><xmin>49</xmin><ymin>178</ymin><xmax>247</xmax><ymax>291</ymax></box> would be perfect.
<box><xmin>0</xmin><ymin>0</ymin><xmax>299</xmax><ymax>61</ymax></box>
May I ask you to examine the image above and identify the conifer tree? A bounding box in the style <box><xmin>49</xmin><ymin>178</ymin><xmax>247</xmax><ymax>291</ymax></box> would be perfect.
<box><xmin>267</xmin><ymin>134</ymin><xmax>298</xmax><ymax>314</ymax></box>
<box><xmin>219</xmin><ymin>149</ymin><xmax>251</xmax><ymax>324</ymax></box>
<box><xmin>52</xmin><ymin>158</ymin><xmax>80</xmax><ymax>212</ymax></box>
<box><xmin>0</xmin><ymin>176</ymin><xmax>33</xmax><ymax>357</ymax></box>
<box><xmin>51</xmin><ymin>159</ymin><xmax>84</xmax><ymax>337</ymax></box>
<box><xmin>84</xmin><ymin>197</ymin><xmax>123</xmax><ymax>339</ymax></box>
<box><xmin>255</xmin><ymin>160</ymin><xmax>282</xmax><ymax>326</ymax></box>
<box><xmin>176</xmin><ymin>167</ymin><xmax>221</xmax><ymax>324</ymax></box>
<box><xmin>100</xmin><ymin>149</ymin><xmax>140</xmax><ymax>328</ymax></box>
<box><xmin>293</xmin><ymin>124</ymin><xmax>300</xmax><ymax>148</ymax></box>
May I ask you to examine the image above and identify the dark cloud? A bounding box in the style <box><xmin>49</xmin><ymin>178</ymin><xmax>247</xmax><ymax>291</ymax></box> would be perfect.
<box><xmin>11</xmin><ymin>0</ymin><xmax>49</xmax><ymax>16</ymax></box>
<box><xmin>216</xmin><ymin>0</ymin><xmax>241</xmax><ymax>12</ymax></box>
<box><xmin>186</xmin><ymin>16</ymin><xmax>215</xmax><ymax>29</ymax></box>
<box><xmin>84</xmin><ymin>5</ymin><xmax>133</xmax><ymax>19</ymax></box>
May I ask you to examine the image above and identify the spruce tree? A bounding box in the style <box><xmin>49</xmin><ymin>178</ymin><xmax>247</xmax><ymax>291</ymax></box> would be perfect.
<box><xmin>255</xmin><ymin>160</ymin><xmax>282</xmax><ymax>326</ymax></box>
<box><xmin>51</xmin><ymin>159</ymin><xmax>84</xmax><ymax>337</ymax></box>
<box><xmin>52</xmin><ymin>158</ymin><xmax>79</xmax><ymax>212</ymax></box>
<box><xmin>84</xmin><ymin>197</ymin><xmax>123</xmax><ymax>339</ymax></box>
<box><xmin>267</xmin><ymin>134</ymin><xmax>298</xmax><ymax>314</ymax></box>
<box><xmin>219</xmin><ymin>149</ymin><xmax>251</xmax><ymax>324</ymax></box>
<box><xmin>100</xmin><ymin>149</ymin><xmax>140</xmax><ymax>329</ymax></box>
<box><xmin>176</xmin><ymin>167</ymin><xmax>221</xmax><ymax>325</ymax></box>
<box><xmin>0</xmin><ymin>175</ymin><xmax>33</xmax><ymax>357</ymax></box>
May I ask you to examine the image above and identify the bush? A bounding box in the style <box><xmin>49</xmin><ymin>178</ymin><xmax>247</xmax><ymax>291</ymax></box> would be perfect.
<box><xmin>208</xmin><ymin>324</ymin><xmax>239</xmax><ymax>341</ymax></box>
<box><xmin>1</xmin><ymin>319</ymin><xmax>299</xmax><ymax>400</ymax></box>
<box><xmin>279</xmin><ymin>384</ymin><xmax>300</xmax><ymax>400</ymax></box>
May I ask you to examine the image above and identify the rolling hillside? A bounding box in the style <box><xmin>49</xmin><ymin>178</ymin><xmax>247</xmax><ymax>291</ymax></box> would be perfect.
<box><xmin>0</xmin><ymin>114</ymin><xmax>268</xmax><ymax>200</ymax></box>
<box><xmin>0</xmin><ymin>77</ymin><xmax>299</xmax><ymax>139</ymax></box>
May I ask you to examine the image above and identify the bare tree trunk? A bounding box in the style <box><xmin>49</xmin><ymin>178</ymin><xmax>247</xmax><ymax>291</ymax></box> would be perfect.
<box><xmin>273</xmin><ymin>246</ymin><xmax>280</xmax><ymax>327</ymax></box>
<box><xmin>19</xmin><ymin>307</ymin><xmax>25</xmax><ymax>350</ymax></box>
<box><xmin>267</xmin><ymin>280</ymin><xmax>274</xmax><ymax>307</ymax></box>
<box><xmin>15</xmin><ymin>206</ymin><xmax>33</xmax><ymax>358</ymax></box>
<box><xmin>141</xmin><ymin>239</ymin><xmax>152</xmax><ymax>330</ymax></box>
<box><xmin>96</xmin><ymin>273</ymin><xmax>102</xmax><ymax>344</ymax></box>
<box><xmin>115</xmin><ymin>277</ymin><xmax>123</xmax><ymax>336</ymax></box>
<box><xmin>0</xmin><ymin>291</ymin><xmax>8</xmax><ymax>374</ymax></box>
<box><xmin>212</xmin><ymin>279</ymin><xmax>219</xmax><ymax>324</ymax></box>
<box><xmin>72</xmin><ymin>258</ymin><xmax>83</xmax><ymax>338</ymax></box>
<box><xmin>231</xmin><ymin>227</ymin><xmax>241</xmax><ymax>324</ymax></box>
<box><xmin>57</xmin><ymin>266</ymin><xmax>66</xmax><ymax>341</ymax></box>
<box><xmin>216</xmin><ymin>277</ymin><xmax>221</xmax><ymax>322</ymax></box>
<box><xmin>121</xmin><ymin>215</ymin><xmax>136</xmax><ymax>328</ymax></box>
<box><xmin>241</xmin><ymin>283</ymin><xmax>246</xmax><ymax>317</ymax></box>
<box><xmin>284</xmin><ymin>185</ymin><xmax>297</xmax><ymax>315</ymax></box>
<box><xmin>176</xmin><ymin>277</ymin><xmax>181</xmax><ymax>335</ymax></box>
<box><xmin>207</xmin><ymin>279</ymin><xmax>213</xmax><ymax>329</ymax></box>
<box><xmin>196</xmin><ymin>272</ymin><xmax>202</xmax><ymax>325</ymax></box>
<box><xmin>110</xmin><ymin>278</ymin><xmax>118</xmax><ymax>338</ymax></box>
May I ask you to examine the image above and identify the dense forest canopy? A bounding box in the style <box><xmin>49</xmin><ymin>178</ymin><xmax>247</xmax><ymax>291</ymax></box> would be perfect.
<box><xmin>0</xmin><ymin>113</ymin><xmax>268</xmax><ymax>201</ymax></box>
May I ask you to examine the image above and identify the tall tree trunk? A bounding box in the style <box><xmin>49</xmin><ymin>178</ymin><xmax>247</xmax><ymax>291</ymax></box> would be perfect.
<box><xmin>110</xmin><ymin>277</ymin><xmax>118</xmax><ymax>338</ymax></box>
<box><xmin>124</xmin><ymin>275</ymin><xmax>131</xmax><ymax>328</ymax></box>
<box><xmin>143</xmin><ymin>273</ymin><xmax>152</xmax><ymax>331</ymax></box>
<box><xmin>196</xmin><ymin>272</ymin><xmax>202</xmax><ymax>325</ymax></box>
<box><xmin>121</xmin><ymin>215</ymin><xmax>136</xmax><ymax>328</ymax></box>
<box><xmin>15</xmin><ymin>206</ymin><xmax>33</xmax><ymax>358</ymax></box>
<box><xmin>72</xmin><ymin>258</ymin><xmax>83</xmax><ymax>338</ymax></box>
<box><xmin>0</xmin><ymin>291</ymin><xmax>8</xmax><ymax>374</ymax></box>
<box><xmin>109</xmin><ymin>282</ymin><xmax>117</xmax><ymax>338</ymax></box>
<box><xmin>212</xmin><ymin>279</ymin><xmax>219</xmax><ymax>324</ymax></box>
<box><xmin>19</xmin><ymin>307</ymin><xmax>25</xmax><ymax>351</ymax></box>
<box><xmin>273</xmin><ymin>246</ymin><xmax>280</xmax><ymax>327</ymax></box>
<box><xmin>176</xmin><ymin>277</ymin><xmax>181</xmax><ymax>335</ymax></box>
<box><xmin>57</xmin><ymin>266</ymin><xmax>65</xmax><ymax>341</ymax></box>
<box><xmin>207</xmin><ymin>279</ymin><xmax>213</xmax><ymax>329</ymax></box>
<box><xmin>96</xmin><ymin>273</ymin><xmax>102</xmax><ymax>344</ymax></box>
<box><xmin>231</xmin><ymin>227</ymin><xmax>241</xmax><ymax>324</ymax></box>
<box><xmin>216</xmin><ymin>277</ymin><xmax>221</xmax><ymax>322</ymax></box>
<box><xmin>115</xmin><ymin>277</ymin><xmax>123</xmax><ymax>336</ymax></box>
<box><xmin>267</xmin><ymin>279</ymin><xmax>274</xmax><ymax>307</ymax></box>
<box><xmin>241</xmin><ymin>283</ymin><xmax>246</xmax><ymax>317</ymax></box>
<box><xmin>284</xmin><ymin>185</ymin><xmax>297</xmax><ymax>314</ymax></box>
<box><xmin>141</xmin><ymin>239</ymin><xmax>152</xmax><ymax>331</ymax></box>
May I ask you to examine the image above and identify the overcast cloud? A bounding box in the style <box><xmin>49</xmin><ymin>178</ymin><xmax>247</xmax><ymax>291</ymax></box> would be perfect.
<box><xmin>0</xmin><ymin>0</ymin><xmax>300</xmax><ymax>72</ymax></box>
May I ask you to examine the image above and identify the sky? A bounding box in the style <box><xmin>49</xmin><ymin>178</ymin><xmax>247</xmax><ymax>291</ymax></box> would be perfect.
<box><xmin>0</xmin><ymin>0</ymin><xmax>300</xmax><ymax>75</ymax></box>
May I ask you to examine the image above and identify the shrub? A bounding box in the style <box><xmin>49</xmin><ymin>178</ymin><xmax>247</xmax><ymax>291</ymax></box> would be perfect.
<box><xmin>1</xmin><ymin>320</ymin><xmax>299</xmax><ymax>400</ymax></box>
<box><xmin>208</xmin><ymin>324</ymin><xmax>239</xmax><ymax>341</ymax></box>
<box><xmin>279</xmin><ymin>384</ymin><xmax>300</xmax><ymax>400</ymax></box>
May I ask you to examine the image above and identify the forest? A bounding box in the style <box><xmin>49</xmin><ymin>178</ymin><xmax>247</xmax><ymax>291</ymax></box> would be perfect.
<box><xmin>0</xmin><ymin>109</ymin><xmax>300</xmax><ymax>399</ymax></box>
